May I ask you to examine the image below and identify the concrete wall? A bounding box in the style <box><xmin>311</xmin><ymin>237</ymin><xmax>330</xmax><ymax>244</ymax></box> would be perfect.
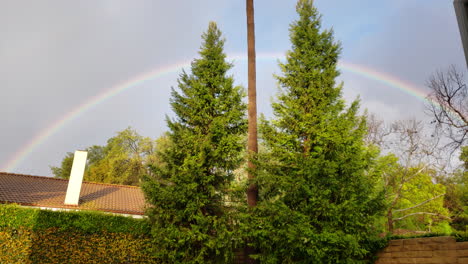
<box><xmin>375</xmin><ymin>236</ymin><xmax>468</xmax><ymax>264</ymax></box>
<box><xmin>454</xmin><ymin>0</ymin><xmax>468</xmax><ymax>68</ymax></box>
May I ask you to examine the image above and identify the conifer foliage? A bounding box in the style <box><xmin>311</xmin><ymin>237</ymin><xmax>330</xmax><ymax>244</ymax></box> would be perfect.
<box><xmin>245</xmin><ymin>1</ymin><xmax>384</xmax><ymax>262</ymax></box>
<box><xmin>142</xmin><ymin>22</ymin><xmax>246</xmax><ymax>263</ymax></box>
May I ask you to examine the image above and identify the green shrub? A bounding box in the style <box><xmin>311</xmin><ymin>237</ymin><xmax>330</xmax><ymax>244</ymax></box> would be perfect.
<box><xmin>0</xmin><ymin>204</ymin><xmax>155</xmax><ymax>263</ymax></box>
<box><xmin>453</xmin><ymin>231</ymin><xmax>468</xmax><ymax>242</ymax></box>
<box><xmin>0</xmin><ymin>203</ymin><xmax>150</xmax><ymax>235</ymax></box>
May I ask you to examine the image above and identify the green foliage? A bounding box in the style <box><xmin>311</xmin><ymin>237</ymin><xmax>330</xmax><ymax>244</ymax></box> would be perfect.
<box><xmin>453</xmin><ymin>230</ymin><xmax>468</xmax><ymax>241</ymax></box>
<box><xmin>0</xmin><ymin>227</ymin><xmax>156</xmax><ymax>263</ymax></box>
<box><xmin>438</xmin><ymin>149</ymin><xmax>468</xmax><ymax>231</ymax></box>
<box><xmin>0</xmin><ymin>204</ymin><xmax>39</xmax><ymax>229</ymax></box>
<box><xmin>240</xmin><ymin>1</ymin><xmax>385</xmax><ymax>262</ymax></box>
<box><xmin>387</xmin><ymin>231</ymin><xmax>468</xmax><ymax>242</ymax></box>
<box><xmin>381</xmin><ymin>161</ymin><xmax>450</xmax><ymax>232</ymax></box>
<box><xmin>0</xmin><ymin>204</ymin><xmax>155</xmax><ymax>263</ymax></box>
<box><xmin>364</xmin><ymin>118</ymin><xmax>454</xmax><ymax>233</ymax></box>
<box><xmin>142</xmin><ymin>22</ymin><xmax>246</xmax><ymax>263</ymax></box>
<box><xmin>0</xmin><ymin>227</ymin><xmax>32</xmax><ymax>263</ymax></box>
<box><xmin>86</xmin><ymin>127</ymin><xmax>153</xmax><ymax>185</ymax></box>
<box><xmin>461</xmin><ymin>146</ymin><xmax>468</xmax><ymax>170</ymax></box>
<box><xmin>394</xmin><ymin>169</ymin><xmax>448</xmax><ymax>231</ymax></box>
<box><xmin>0</xmin><ymin>204</ymin><xmax>150</xmax><ymax>235</ymax></box>
<box><xmin>50</xmin><ymin>152</ymin><xmax>74</xmax><ymax>179</ymax></box>
<box><xmin>50</xmin><ymin>127</ymin><xmax>157</xmax><ymax>186</ymax></box>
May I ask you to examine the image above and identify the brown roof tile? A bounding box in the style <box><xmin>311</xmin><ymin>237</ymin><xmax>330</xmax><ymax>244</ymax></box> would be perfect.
<box><xmin>0</xmin><ymin>172</ymin><xmax>145</xmax><ymax>215</ymax></box>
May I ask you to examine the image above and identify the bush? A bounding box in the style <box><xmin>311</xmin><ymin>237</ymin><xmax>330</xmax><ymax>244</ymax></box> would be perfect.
<box><xmin>0</xmin><ymin>203</ymin><xmax>150</xmax><ymax>235</ymax></box>
<box><xmin>453</xmin><ymin>230</ymin><xmax>468</xmax><ymax>242</ymax></box>
<box><xmin>0</xmin><ymin>204</ymin><xmax>155</xmax><ymax>263</ymax></box>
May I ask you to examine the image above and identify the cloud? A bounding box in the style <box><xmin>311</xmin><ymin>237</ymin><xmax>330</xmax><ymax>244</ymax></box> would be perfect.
<box><xmin>0</xmin><ymin>0</ymin><xmax>233</xmax><ymax>175</ymax></box>
<box><xmin>1</xmin><ymin>1</ymin><xmax>462</xmax><ymax>176</ymax></box>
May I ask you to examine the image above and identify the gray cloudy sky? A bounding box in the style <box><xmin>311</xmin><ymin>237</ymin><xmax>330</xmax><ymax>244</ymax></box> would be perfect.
<box><xmin>0</xmin><ymin>0</ymin><xmax>465</xmax><ymax>176</ymax></box>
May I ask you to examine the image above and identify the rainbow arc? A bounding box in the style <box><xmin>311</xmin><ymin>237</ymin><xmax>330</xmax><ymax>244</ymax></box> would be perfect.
<box><xmin>1</xmin><ymin>53</ymin><xmax>433</xmax><ymax>172</ymax></box>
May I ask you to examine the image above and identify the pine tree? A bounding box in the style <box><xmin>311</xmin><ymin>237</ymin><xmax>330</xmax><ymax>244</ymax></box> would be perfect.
<box><xmin>142</xmin><ymin>22</ymin><xmax>246</xmax><ymax>263</ymax></box>
<box><xmin>245</xmin><ymin>1</ymin><xmax>385</xmax><ymax>262</ymax></box>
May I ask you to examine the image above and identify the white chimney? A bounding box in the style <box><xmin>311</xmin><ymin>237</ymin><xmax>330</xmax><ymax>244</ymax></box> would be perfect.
<box><xmin>64</xmin><ymin>150</ymin><xmax>88</xmax><ymax>206</ymax></box>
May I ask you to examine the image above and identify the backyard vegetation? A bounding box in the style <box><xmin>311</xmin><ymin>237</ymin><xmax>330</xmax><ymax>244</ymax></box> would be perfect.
<box><xmin>4</xmin><ymin>0</ymin><xmax>465</xmax><ymax>263</ymax></box>
<box><xmin>142</xmin><ymin>1</ymin><xmax>387</xmax><ymax>263</ymax></box>
<box><xmin>0</xmin><ymin>204</ymin><xmax>155</xmax><ymax>263</ymax></box>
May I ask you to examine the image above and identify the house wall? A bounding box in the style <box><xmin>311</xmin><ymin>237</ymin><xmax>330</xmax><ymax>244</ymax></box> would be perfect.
<box><xmin>454</xmin><ymin>0</ymin><xmax>468</xmax><ymax>68</ymax></box>
<box><xmin>22</xmin><ymin>205</ymin><xmax>146</xmax><ymax>219</ymax></box>
<box><xmin>375</xmin><ymin>236</ymin><xmax>468</xmax><ymax>264</ymax></box>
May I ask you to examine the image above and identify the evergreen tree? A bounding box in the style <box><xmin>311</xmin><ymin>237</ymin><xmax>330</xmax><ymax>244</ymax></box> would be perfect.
<box><xmin>142</xmin><ymin>22</ymin><xmax>246</xmax><ymax>263</ymax></box>
<box><xmin>244</xmin><ymin>1</ymin><xmax>385</xmax><ymax>262</ymax></box>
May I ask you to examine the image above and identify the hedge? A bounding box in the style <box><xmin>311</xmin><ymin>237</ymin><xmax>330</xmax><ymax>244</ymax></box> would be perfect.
<box><xmin>0</xmin><ymin>204</ymin><xmax>156</xmax><ymax>263</ymax></box>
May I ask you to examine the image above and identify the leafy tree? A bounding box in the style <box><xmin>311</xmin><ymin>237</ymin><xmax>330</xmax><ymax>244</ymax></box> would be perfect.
<box><xmin>242</xmin><ymin>1</ymin><xmax>385</xmax><ymax>262</ymax></box>
<box><xmin>462</xmin><ymin>146</ymin><xmax>468</xmax><ymax>170</ymax></box>
<box><xmin>366</xmin><ymin>118</ymin><xmax>452</xmax><ymax>233</ymax></box>
<box><xmin>51</xmin><ymin>127</ymin><xmax>156</xmax><ymax>186</ymax></box>
<box><xmin>142</xmin><ymin>22</ymin><xmax>246</xmax><ymax>263</ymax></box>
<box><xmin>438</xmin><ymin>147</ymin><xmax>468</xmax><ymax>231</ymax></box>
<box><xmin>378</xmin><ymin>155</ymin><xmax>449</xmax><ymax>233</ymax></box>
<box><xmin>86</xmin><ymin>128</ymin><xmax>155</xmax><ymax>185</ymax></box>
<box><xmin>145</xmin><ymin>132</ymin><xmax>172</xmax><ymax>173</ymax></box>
<box><xmin>50</xmin><ymin>152</ymin><xmax>74</xmax><ymax>179</ymax></box>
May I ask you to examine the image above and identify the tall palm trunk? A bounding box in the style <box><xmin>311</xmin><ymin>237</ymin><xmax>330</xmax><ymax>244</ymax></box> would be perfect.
<box><xmin>245</xmin><ymin>0</ymin><xmax>258</xmax><ymax>263</ymax></box>
<box><xmin>246</xmin><ymin>0</ymin><xmax>258</xmax><ymax>208</ymax></box>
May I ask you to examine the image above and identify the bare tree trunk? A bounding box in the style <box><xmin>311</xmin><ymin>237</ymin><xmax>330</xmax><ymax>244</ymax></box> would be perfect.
<box><xmin>245</xmin><ymin>1</ymin><xmax>258</xmax><ymax>263</ymax></box>
<box><xmin>246</xmin><ymin>0</ymin><xmax>258</xmax><ymax>207</ymax></box>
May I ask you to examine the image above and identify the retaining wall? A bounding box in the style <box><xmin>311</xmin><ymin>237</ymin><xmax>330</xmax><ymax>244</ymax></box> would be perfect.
<box><xmin>375</xmin><ymin>236</ymin><xmax>468</xmax><ymax>264</ymax></box>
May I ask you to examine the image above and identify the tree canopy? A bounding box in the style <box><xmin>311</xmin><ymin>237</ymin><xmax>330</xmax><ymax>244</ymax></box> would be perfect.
<box><xmin>142</xmin><ymin>22</ymin><xmax>246</xmax><ymax>263</ymax></box>
<box><xmin>50</xmin><ymin>127</ymin><xmax>156</xmax><ymax>186</ymax></box>
<box><xmin>241</xmin><ymin>1</ymin><xmax>385</xmax><ymax>262</ymax></box>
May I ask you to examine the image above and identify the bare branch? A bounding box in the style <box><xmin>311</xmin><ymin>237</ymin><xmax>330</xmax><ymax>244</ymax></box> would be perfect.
<box><xmin>393</xmin><ymin>212</ymin><xmax>450</xmax><ymax>222</ymax></box>
<box><xmin>425</xmin><ymin>65</ymin><xmax>468</xmax><ymax>149</ymax></box>
<box><xmin>365</xmin><ymin>113</ymin><xmax>393</xmax><ymax>147</ymax></box>
<box><xmin>393</xmin><ymin>193</ymin><xmax>444</xmax><ymax>213</ymax></box>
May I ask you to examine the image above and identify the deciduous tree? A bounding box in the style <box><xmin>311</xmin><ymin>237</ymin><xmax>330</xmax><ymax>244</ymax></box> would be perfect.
<box><xmin>426</xmin><ymin>65</ymin><xmax>468</xmax><ymax>149</ymax></box>
<box><xmin>51</xmin><ymin>127</ymin><xmax>155</xmax><ymax>186</ymax></box>
<box><xmin>366</xmin><ymin>118</ymin><xmax>451</xmax><ymax>233</ymax></box>
<box><xmin>50</xmin><ymin>152</ymin><xmax>74</xmax><ymax>179</ymax></box>
<box><xmin>438</xmin><ymin>147</ymin><xmax>468</xmax><ymax>231</ymax></box>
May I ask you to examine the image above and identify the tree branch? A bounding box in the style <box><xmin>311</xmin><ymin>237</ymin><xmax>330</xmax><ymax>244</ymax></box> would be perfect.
<box><xmin>393</xmin><ymin>212</ymin><xmax>450</xmax><ymax>222</ymax></box>
<box><xmin>393</xmin><ymin>193</ymin><xmax>444</xmax><ymax>213</ymax></box>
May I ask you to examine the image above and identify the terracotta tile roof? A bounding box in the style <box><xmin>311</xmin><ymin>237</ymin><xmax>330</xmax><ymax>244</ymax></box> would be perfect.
<box><xmin>0</xmin><ymin>172</ymin><xmax>145</xmax><ymax>215</ymax></box>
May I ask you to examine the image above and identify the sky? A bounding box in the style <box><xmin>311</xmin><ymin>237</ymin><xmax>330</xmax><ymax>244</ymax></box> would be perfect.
<box><xmin>0</xmin><ymin>0</ymin><xmax>465</xmax><ymax>176</ymax></box>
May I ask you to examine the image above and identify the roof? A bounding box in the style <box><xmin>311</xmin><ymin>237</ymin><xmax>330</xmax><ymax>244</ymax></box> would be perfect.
<box><xmin>0</xmin><ymin>172</ymin><xmax>145</xmax><ymax>215</ymax></box>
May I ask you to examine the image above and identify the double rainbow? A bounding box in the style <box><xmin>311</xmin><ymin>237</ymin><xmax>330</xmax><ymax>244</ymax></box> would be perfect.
<box><xmin>1</xmin><ymin>53</ymin><xmax>432</xmax><ymax>173</ymax></box>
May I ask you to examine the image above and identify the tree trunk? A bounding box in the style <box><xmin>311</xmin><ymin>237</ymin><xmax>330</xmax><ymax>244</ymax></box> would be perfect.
<box><xmin>246</xmin><ymin>0</ymin><xmax>258</xmax><ymax>207</ymax></box>
<box><xmin>245</xmin><ymin>0</ymin><xmax>258</xmax><ymax>263</ymax></box>
<box><xmin>387</xmin><ymin>209</ymin><xmax>394</xmax><ymax>234</ymax></box>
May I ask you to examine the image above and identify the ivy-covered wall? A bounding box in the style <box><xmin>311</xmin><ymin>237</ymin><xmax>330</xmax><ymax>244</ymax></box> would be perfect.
<box><xmin>0</xmin><ymin>204</ymin><xmax>157</xmax><ymax>263</ymax></box>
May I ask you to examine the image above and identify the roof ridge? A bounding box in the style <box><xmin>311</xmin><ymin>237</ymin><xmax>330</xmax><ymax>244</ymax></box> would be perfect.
<box><xmin>0</xmin><ymin>172</ymin><xmax>140</xmax><ymax>189</ymax></box>
<box><xmin>82</xmin><ymin>180</ymin><xmax>141</xmax><ymax>189</ymax></box>
<box><xmin>0</xmin><ymin>171</ymin><xmax>69</xmax><ymax>182</ymax></box>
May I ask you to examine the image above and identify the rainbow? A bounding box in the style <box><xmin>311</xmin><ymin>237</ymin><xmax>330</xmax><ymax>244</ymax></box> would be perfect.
<box><xmin>1</xmin><ymin>52</ymin><xmax>433</xmax><ymax>173</ymax></box>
